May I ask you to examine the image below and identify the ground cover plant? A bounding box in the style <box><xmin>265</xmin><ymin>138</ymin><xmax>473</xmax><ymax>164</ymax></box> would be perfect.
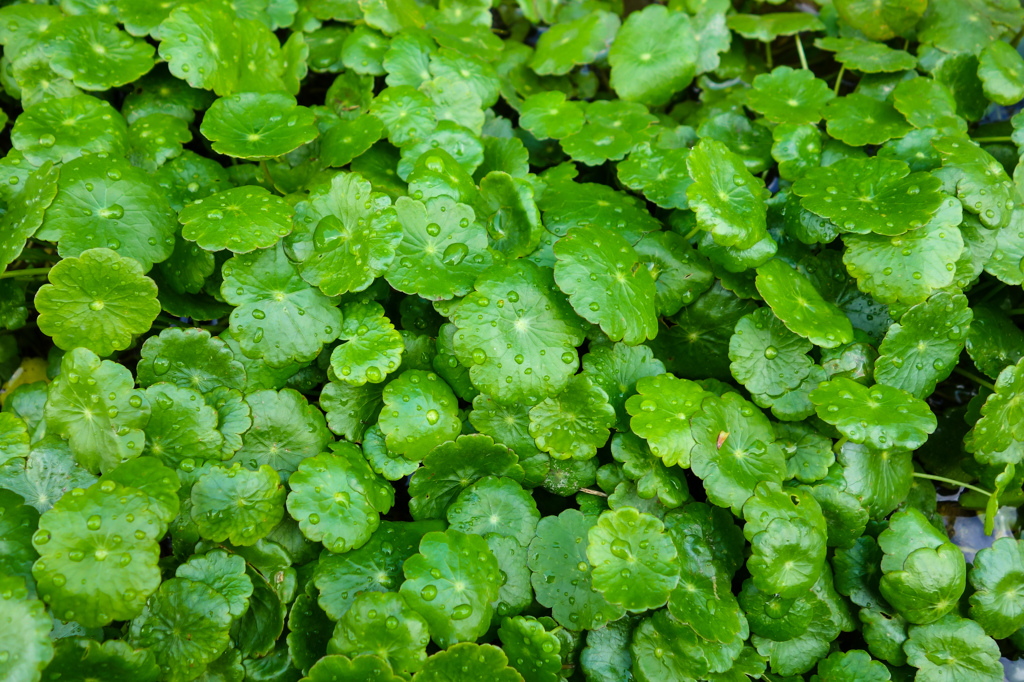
<box><xmin>4</xmin><ymin>0</ymin><xmax>1024</xmax><ymax>680</ymax></box>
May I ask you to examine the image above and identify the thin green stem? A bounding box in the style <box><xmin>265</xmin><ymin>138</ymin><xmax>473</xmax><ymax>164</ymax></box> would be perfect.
<box><xmin>833</xmin><ymin>64</ymin><xmax>845</xmax><ymax>96</ymax></box>
<box><xmin>953</xmin><ymin>366</ymin><xmax>996</xmax><ymax>392</ymax></box>
<box><xmin>0</xmin><ymin>266</ymin><xmax>51</xmax><ymax>280</ymax></box>
<box><xmin>971</xmin><ymin>136</ymin><xmax>1015</xmax><ymax>143</ymax></box>
<box><xmin>1010</xmin><ymin>308</ymin><xmax>1024</xmax><ymax>316</ymax></box>
<box><xmin>833</xmin><ymin>436</ymin><xmax>848</xmax><ymax>451</ymax></box>
<box><xmin>795</xmin><ymin>34</ymin><xmax>808</xmax><ymax>70</ymax></box>
<box><xmin>913</xmin><ymin>473</ymin><xmax>992</xmax><ymax>498</ymax></box>
<box><xmin>765</xmin><ymin>41</ymin><xmax>773</xmax><ymax>69</ymax></box>
<box><xmin>683</xmin><ymin>226</ymin><xmax>701</xmax><ymax>241</ymax></box>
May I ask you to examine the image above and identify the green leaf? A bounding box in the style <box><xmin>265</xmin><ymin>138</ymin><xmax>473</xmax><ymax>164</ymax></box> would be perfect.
<box><xmin>608</xmin><ymin>5</ymin><xmax>696</xmax><ymax>107</ymax></box>
<box><xmin>128</xmin><ymin>578</ymin><xmax>233</xmax><ymax>682</ymax></box>
<box><xmin>222</xmin><ymin>243</ymin><xmax>342</xmax><ymax>368</ymax></box>
<box><xmin>904</xmin><ymin>615</ymin><xmax>1003</xmax><ymax>682</ymax></box>
<box><xmin>34</xmin><ymin>248</ymin><xmax>160</xmax><ymax>357</ymax></box>
<box><xmin>815</xmin><ymin>37</ymin><xmax>916</xmax><ymax>73</ymax></box>
<box><xmin>0</xmin><ymin>489</ymin><xmax>38</xmax><ymax>584</ymax></box>
<box><xmin>0</xmin><ymin>575</ymin><xmax>52</xmax><ymax>682</ymax></box>
<box><xmin>154</xmin><ymin>151</ymin><xmax>232</xmax><ymax>213</ymax></box>
<box><xmin>558</xmin><ymin>101</ymin><xmax>653</xmax><ymax>168</ymax></box>
<box><xmin>446</xmin><ymin>476</ymin><xmax>539</xmax><ymax>546</ymax></box>
<box><xmin>970</xmin><ymin>358</ymin><xmax>1024</xmax><ymax>457</ymax></box>
<box><xmin>400</xmin><ymin>529</ymin><xmax>502</xmax><ymax>647</ymax></box>
<box><xmin>341</xmin><ymin>26</ymin><xmax>390</xmax><ymax>76</ymax></box>
<box><xmin>386</xmin><ymin>195</ymin><xmax>491</xmax><ymax>299</ymax></box>
<box><xmin>485</xmin><ymin>534</ymin><xmax>532</xmax><ymax>619</ymax></box>
<box><xmin>793</xmin><ymin>157</ymin><xmax>945</xmax><ymax>236</ymax></box>
<box><xmin>833</xmin><ymin>0</ymin><xmax>926</xmax><ymax>40</ymax></box>
<box><xmin>579</xmin><ymin>614</ymin><xmax>635</xmax><ymax>681</ymax></box>
<box><xmin>0</xmin><ymin>161</ymin><xmax>59</xmax><ymax>274</ymax></box>
<box><xmin>743</xmin><ymin>482</ymin><xmax>827</xmax><ymax>598</ymax></box>
<box><xmin>530</xmin><ymin>10</ymin><xmax>620</xmax><ymax>76</ymax></box>
<box><xmin>286</xmin><ymin>447</ymin><xmax>394</xmax><ymax>553</ymax></box>
<box><xmin>12</xmin><ymin>95</ymin><xmax>127</xmax><ymax>165</ymax></box>
<box><xmin>842</xmin><ymin>219</ymin><xmax>964</xmax><ymax>305</ymax></box>
<box><xmin>873</xmin><ymin>290</ymin><xmax>972</xmax><ymax>398</ymax></box>
<box><xmin>587</xmin><ymin>507</ymin><xmax>679</xmax><ymax>612</ymax></box>
<box><xmin>729</xmin><ymin>307</ymin><xmax>813</xmax><ymax>397</ymax></box>
<box><xmin>611</xmin><ymin>433</ymin><xmax>689</xmax><ymax>508</ymax></box>
<box><xmin>201</xmin><ymin>92</ymin><xmax>318</xmax><ymax>159</ymax></box>
<box><xmin>823</xmin><ymin>94</ymin><xmax>911</xmax><ymax>147</ymax></box>
<box><xmin>314</xmin><ymin>520</ymin><xmax>442</xmax><ymax>621</ymax></box>
<box><xmin>811</xmin><ymin>378</ymin><xmax>936</xmax><ymax>450</ymax></box>
<box><xmin>878</xmin><ymin>508</ymin><xmax>965</xmax><ymax>624</ymax></box>
<box><xmin>813</xmin><ymin>650</ymin><xmax>891</xmax><ymax>682</ymax></box>
<box><xmin>415</xmin><ymin>643</ymin><xmax>522</xmax><ymax>682</ymax></box>
<box><xmin>966</xmin><ymin>305</ymin><xmax>1024</xmax><ymax>379</ymax></box>
<box><xmin>179</xmin><ymin>186</ymin><xmax>292</xmax><ymax>253</ymax></box>
<box><xmin>327</xmin><ymin>592</ymin><xmax>430</xmax><ymax>675</ymax></box>
<box><xmin>157</xmin><ymin>4</ymin><xmax>286</xmax><ymax>96</ymax></box>
<box><xmin>625</xmin><ymin>374</ymin><xmax>708</xmax><ymax>467</ymax></box>
<box><xmin>528</xmin><ymin>509</ymin><xmax>625</xmax><ymax>630</ymax></box>
<box><xmin>553</xmin><ymin>225</ymin><xmax>658</xmax><ymax>344</ymax></box>
<box><xmin>42</xmin><ymin>638</ymin><xmax>159</xmax><ymax>682</ymax></box>
<box><xmin>686</xmin><ymin>139</ymin><xmax>769</xmax><ymax>250</ymax></box>
<box><xmin>968</xmin><ymin>537</ymin><xmax>1024</xmax><ymax>638</ymax></box>
<box><xmin>46</xmin><ymin>15</ymin><xmax>154</xmax><ymax>90</ymax></box>
<box><xmin>292</xmin><ymin>173</ymin><xmax>402</xmax><ymax>297</ymax></box>
<box><xmin>43</xmin><ymin>347</ymin><xmax>150</xmax><ymax>474</ymax></box>
<box><xmin>452</xmin><ymin>260</ymin><xmax>586</xmax><ymax>405</ymax></box>
<box><xmin>320</xmin><ymin>380</ymin><xmax>384</xmax><ymax>443</ymax></box>
<box><xmin>0</xmin><ymin>436</ymin><xmax>97</xmax><ymax>514</ymax></box>
<box><xmin>755</xmin><ymin>259</ymin><xmax>853</xmax><ymax>349</ymax></box>
<box><xmin>37</xmin><ymin>155</ymin><xmax>177</xmax><ymax>271</ymax></box>
<box><xmin>408</xmin><ymin>434</ymin><xmax>523</xmax><ymax>520</ymax></box>
<box><xmin>127</xmin><ymin>113</ymin><xmax>191</xmax><ymax>172</ymax></box>
<box><xmin>933</xmin><ymin>136</ymin><xmax>1016</xmax><ymax>230</ymax></box>
<box><xmin>474</xmin><ymin>171</ymin><xmax>542</xmax><ymax>258</ymax></box>
<box><xmin>378</xmin><ymin>369</ymin><xmax>461</xmax><ymax>462</ymax></box>
<box><xmin>540</xmin><ymin>177</ymin><xmax>660</xmax><ymax>245</ymax></box>
<box><xmin>32</xmin><ymin>480</ymin><xmax>162</xmax><ymax>627</ymax></box>
<box><xmin>175</xmin><ymin>549</ymin><xmax>253</xmax><ymax>619</ymax></box>
<box><xmin>329</xmin><ymin>301</ymin><xmax>403</xmax><ymax>386</ymax></box>
<box><xmin>617</xmin><ymin>142</ymin><xmax>693</xmax><ymax>211</ymax></box>
<box><xmin>302</xmin><ymin>655</ymin><xmax>403</xmax><ymax>682</ymax></box>
<box><xmin>689</xmin><ymin>392</ymin><xmax>786</xmax><ymax>514</ymax></box>
<box><xmin>518</xmin><ymin>91</ymin><xmax>585</xmax><ymax>140</ymax></box>
<box><xmin>137</xmin><ymin>327</ymin><xmax>246</xmax><ymax>394</ymax></box>
<box><xmin>632</xmin><ymin>609</ymin><xmax>731</xmax><ymax>682</ymax></box>
<box><xmin>103</xmin><ymin>456</ymin><xmax>180</xmax><ymax>526</ymax></box>
<box><xmin>191</xmin><ymin>463</ymin><xmax>285</xmax><ymax>546</ymax></box>
<box><xmin>746</xmin><ymin>66</ymin><xmax>834</xmax><ymax>125</ymax></box>
<box><xmin>727</xmin><ymin>12</ymin><xmax>824</xmax><ymax>41</ymax></box>
<box><xmin>228</xmin><ymin>388</ymin><xmax>331</xmax><ymax>481</ymax></box>
<box><xmin>979</xmin><ymin>40</ymin><xmax>1024</xmax><ymax>105</ymax></box>
<box><xmin>498</xmin><ymin>615</ymin><xmax>562</xmax><ymax>682</ymax></box>
<box><xmin>528</xmin><ymin>375</ymin><xmax>614</xmax><ymax>461</ymax></box>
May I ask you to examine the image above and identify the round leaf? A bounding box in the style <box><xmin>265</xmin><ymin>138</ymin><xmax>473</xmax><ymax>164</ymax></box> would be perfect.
<box><xmin>179</xmin><ymin>186</ymin><xmax>293</xmax><ymax>253</ymax></box>
<box><xmin>200</xmin><ymin>92</ymin><xmax>318</xmax><ymax>159</ymax></box>
<box><xmin>587</xmin><ymin>507</ymin><xmax>679</xmax><ymax>612</ymax></box>
<box><xmin>35</xmin><ymin>248</ymin><xmax>160</xmax><ymax>357</ymax></box>
<box><xmin>190</xmin><ymin>463</ymin><xmax>286</xmax><ymax>546</ymax></box>
<box><xmin>553</xmin><ymin>225</ymin><xmax>658</xmax><ymax>345</ymax></box>
<box><xmin>286</xmin><ymin>447</ymin><xmax>394</xmax><ymax>553</ymax></box>
<box><xmin>399</xmin><ymin>529</ymin><xmax>502</xmax><ymax>648</ymax></box>
<box><xmin>32</xmin><ymin>480</ymin><xmax>162</xmax><ymax>627</ymax></box>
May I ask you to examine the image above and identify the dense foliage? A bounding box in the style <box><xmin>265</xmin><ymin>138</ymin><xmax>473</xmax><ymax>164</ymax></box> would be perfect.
<box><xmin>3</xmin><ymin>0</ymin><xmax>1024</xmax><ymax>680</ymax></box>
